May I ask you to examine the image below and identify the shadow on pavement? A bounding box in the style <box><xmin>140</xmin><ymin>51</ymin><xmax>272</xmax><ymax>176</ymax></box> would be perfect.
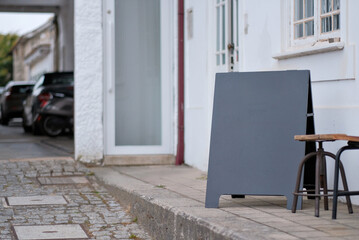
<box><xmin>0</xmin><ymin>118</ymin><xmax>74</xmax><ymax>160</ymax></box>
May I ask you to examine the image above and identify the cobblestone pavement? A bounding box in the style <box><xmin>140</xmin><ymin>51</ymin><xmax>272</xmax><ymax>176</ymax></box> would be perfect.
<box><xmin>0</xmin><ymin>158</ymin><xmax>151</xmax><ymax>240</ymax></box>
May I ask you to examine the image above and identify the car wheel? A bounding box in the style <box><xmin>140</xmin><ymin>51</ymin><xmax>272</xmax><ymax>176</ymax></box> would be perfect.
<box><xmin>42</xmin><ymin>116</ymin><xmax>63</xmax><ymax>137</ymax></box>
<box><xmin>23</xmin><ymin>123</ymin><xmax>32</xmax><ymax>133</ymax></box>
<box><xmin>32</xmin><ymin>121</ymin><xmax>43</xmax><ymax>135</ymax></box>
<box><xmin>22</xmin><ymin>114</ymin><xmax>31</xmax><ymax>132</ymax></box>
<box><xmin>0</xmin><ymin>109</ymin><xmax>9</xmax><ymax>125</ymax></box>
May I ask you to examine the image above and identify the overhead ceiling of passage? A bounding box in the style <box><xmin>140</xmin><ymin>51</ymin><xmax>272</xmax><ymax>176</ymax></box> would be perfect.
<box><xmin>0</xmin><ymin>0</ymin><xmax>71</xmax><ymax>13</ymax></box>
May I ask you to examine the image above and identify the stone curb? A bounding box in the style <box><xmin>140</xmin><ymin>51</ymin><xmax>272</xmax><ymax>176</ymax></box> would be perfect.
<box><xmin>92</xmin><ymin>167</ymin><xmax>279</xmax><ymax>240</ymax></box>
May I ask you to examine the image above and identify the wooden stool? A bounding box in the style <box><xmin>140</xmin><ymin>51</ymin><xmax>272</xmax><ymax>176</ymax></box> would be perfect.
<box><xmin>292</xmin><ymin>134</ymin><xmax>353</xmax><ymax>217</ymax></box>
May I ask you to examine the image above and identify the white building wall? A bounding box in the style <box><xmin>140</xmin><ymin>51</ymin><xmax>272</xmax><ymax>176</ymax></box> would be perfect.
<box><xmin>74</xmin><ymin>0</ymin><xmax>104</xmax><ymax>164</ymax></box>
<box><xmin>184</xmin><ymin>0</ymin><xmax>213</xmax><ymax>171</ymax></box>
<box><xmin>185</xmin><ymin>0</ymin><xmax>359</xmax><ymax>203</ymax></box>
<box><xmin>314</xmin><ymin>0</ymin><xmax>359</xmax><ymax>204</ymax></box>
<box><xmin>29</xmin><ymin>52</ymin><xmax>54</xmax><ymax>79</ymax></box>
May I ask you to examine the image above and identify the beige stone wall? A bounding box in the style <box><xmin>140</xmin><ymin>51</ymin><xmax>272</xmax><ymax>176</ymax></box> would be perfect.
<box><xmin>12</xmin><ymin>19</ymin><xmax>56</xmax><ymax>81</ymax></box>
<box><xmin>12</xmin><ymin>43</ymin><xmax>26</xmax><ymax>81</ymax></box>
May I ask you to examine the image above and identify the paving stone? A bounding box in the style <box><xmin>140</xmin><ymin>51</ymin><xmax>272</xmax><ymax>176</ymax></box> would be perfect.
<box><xmin>0</xmin><ymin>159</ymin><xmax>150</xmax><ymax>239</ymax></box>
<box><xmin>7</xmin><ymin>195</ymin><xmax>67</xmax><ymax>206</ymax></box>
<box><xmin>37</xmin><ymin>176</ymin><xmax>89</xmax><ymax>185</ymax></box>
<box><xmin>13</xmin><ymin>224</ymin><xmax>88</xmax><ymax>239</ymax></box>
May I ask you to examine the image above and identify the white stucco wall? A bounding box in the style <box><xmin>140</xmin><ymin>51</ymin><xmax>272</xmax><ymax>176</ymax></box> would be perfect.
<box><xmin>185</xmin><ymin>0</ymin><xmax>359</xmax><ymax>204</ymax></box>
<box><xmin>184</xmin><ymin>0</ymin><xmax>212</xmax><ymax>171</ymax></box>
<box><xmin>74</xmin><ymin>0</ymin><xmax>104</xmax><ymax>164</ymax></box>
<box><xmin>315</xmin><ymin>0</ymin><xmax>359</xmax><ymax>204</ymax></box>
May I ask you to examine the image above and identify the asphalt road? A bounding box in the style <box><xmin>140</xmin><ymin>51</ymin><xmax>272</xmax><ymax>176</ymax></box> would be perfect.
<box><xmin>0</xmin><ymin>118</ymin><xmax>74</xmax><ymax>160</ymax></box>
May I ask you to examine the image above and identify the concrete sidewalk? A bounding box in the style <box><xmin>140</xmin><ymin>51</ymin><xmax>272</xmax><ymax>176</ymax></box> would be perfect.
<box><xmin>93</xmin><ymin>165</ymin><xmax>359</xmax><ymax>240</ymax></box>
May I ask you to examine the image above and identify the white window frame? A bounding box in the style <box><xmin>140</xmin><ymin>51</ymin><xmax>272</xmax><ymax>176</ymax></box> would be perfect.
<box><xmin>273</xmin><ymin>0</ymin><xmax>345</xmax><ymax>60</ymax></box>
<box><xmin>215</xmin><ymin>0</ymin><xmax>227</xmax><ymax>67</ymax></box>
<box><xmin>290</xmin><ymin>0</ymin><xmax>341</xmax><ymax>48</ymax></box>
<box><xmin>228</xmin><ymin>0</ymin><xmax>240</xmax><ymax>71</ymax></box>
<box><xmin>103</xmin><ymin>0</ymin><xmax>174</xmax><ymax>156</ymax></box>
<box><xmin>214</xmin><ymin>0</ymin><xmax>240</xmax><ymax>71</ymax></box>
<box><xmin>318</xmin><ymin>0</ymin><xmax>341</xmax><ymax>40</ymax></box>
<box><xmin>291</xmin><ymin>0</ymin><xmax>316</xmax><ymax>46</ymax></box>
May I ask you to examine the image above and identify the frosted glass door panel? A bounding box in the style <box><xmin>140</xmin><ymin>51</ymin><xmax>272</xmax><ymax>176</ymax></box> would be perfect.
<box><xmin>114</xmin><ymin>0</ymin><xmax>161</xmax><ymax>146</ymax></box>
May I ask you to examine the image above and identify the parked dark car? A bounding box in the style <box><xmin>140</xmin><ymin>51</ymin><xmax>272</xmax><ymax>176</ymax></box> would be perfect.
<box><xmin>22</xmin><ymin>72</ymin><xmax>74</xmax><ymax>136</ymax></box>
<box><xmin>0</xmin><ymin>81</ymin><xmax>35</xmax><ymax>125</ymax></box>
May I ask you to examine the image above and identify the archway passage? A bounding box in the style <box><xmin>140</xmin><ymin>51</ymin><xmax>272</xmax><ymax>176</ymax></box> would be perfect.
<box><xmin>0</xmin><ymin>0</ymin><xmax>74</xmax><ymax>160</ymax></box>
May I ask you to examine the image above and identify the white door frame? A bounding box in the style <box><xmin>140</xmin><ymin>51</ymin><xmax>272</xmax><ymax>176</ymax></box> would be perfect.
<box><xmin>103</xmin><ymin>0</ymin><xmax>174</xmax><ymax>156</ymax></box>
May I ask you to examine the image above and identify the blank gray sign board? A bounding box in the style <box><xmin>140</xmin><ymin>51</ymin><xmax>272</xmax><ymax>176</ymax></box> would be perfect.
<box><xmin>205</xmin><ymin>70</ymin><xmax>312</xmax><ymax>209</ymax></box>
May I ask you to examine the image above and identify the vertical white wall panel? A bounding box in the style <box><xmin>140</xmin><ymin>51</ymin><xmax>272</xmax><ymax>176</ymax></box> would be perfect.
<box><xmin>184</xmin><ymin>0</ymin><xmax>212</xmax><ymax>171</ymax></box>
<box><xmin>74</xmin><ymin>0</ymin><xmax>104</xmax><ymax>164</ymax></box>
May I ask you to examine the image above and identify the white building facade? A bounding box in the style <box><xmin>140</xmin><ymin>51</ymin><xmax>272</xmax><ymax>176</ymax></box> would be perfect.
<box><xmin>12</xmin><ymin>18</ymin><xmax>57</xmax><ymax>82</ymax></box>
<box><xmin>1</xmin><ymin>0</ymin><xmax>74</xmax><ymax>81</ymax></box>
<box><xmin>75</xmin><ymin>0</ymin><xmax>359</xmax><ymax>203</ymax></box>
<box><xmin>75</xmin><ymin>0</ymin><xmax>178</xmax><ymax>165</ymax></box>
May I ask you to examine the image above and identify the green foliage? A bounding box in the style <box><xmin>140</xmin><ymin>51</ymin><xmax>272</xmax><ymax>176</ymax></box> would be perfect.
<box><xmin>0</xmin><ymin>34</ymin><xmax>19</xmax><ymax>86</ymax></box>
<box><xmin>129</xmin><ymin>234</ymin><xmax>137</xmax><ymax>239</ymax></box>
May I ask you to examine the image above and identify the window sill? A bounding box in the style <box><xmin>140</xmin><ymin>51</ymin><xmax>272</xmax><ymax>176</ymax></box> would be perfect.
<box><xmin>272</xmin><ymin>42</ymin><xmax>344</xmax><ymax>60</ymax></box>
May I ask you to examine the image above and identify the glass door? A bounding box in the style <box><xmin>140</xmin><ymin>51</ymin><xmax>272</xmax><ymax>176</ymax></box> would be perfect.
<box><xmin>215</xmin><ymin>0</ymin><xmax>240</xmax><ymax>73</ymax></box>
<box><xmin>104</xmin><ymin>0</ymin><xmax>173</xmax><ymax>155</ymax></box>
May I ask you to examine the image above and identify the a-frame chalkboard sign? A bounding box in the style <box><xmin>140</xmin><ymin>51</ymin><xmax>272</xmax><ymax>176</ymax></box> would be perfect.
<box><xmin>205</xmin><ymin>70</ymin><xmax>315</xmax><ymax>210</ymax></box>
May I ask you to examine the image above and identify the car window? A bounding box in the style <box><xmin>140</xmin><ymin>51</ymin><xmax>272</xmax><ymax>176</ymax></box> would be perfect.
<box><xmin>11</xmin><ymin>85</ymin><xmax>34</xmax><ymax>94</ymax></box>
<box><xmin>44</xmin><ymin>75</ymin><xmax>73</xmax><ymax>86</ymax></box>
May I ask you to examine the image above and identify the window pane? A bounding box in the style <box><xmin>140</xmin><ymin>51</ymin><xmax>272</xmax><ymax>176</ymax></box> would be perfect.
<box><xmin>236</xmin><ymin>50</ymin><xmax>239</xmax><ymax>62</ymax></box>
<box><xmin>334</xmin><ymin>0</ymin><xmax>340</xmax><ymax>10</ymax></box>
<box><xmin>216</xmin><ymin>7</ymin><xmax>220</xmax><ymax>51</ymax></box>
<box><xmin>294</xmin><ymin>23</ymin><xmax>303</xmax><ymax>38</ymax></box>
<box><xmin>321</xmin><ymin>16</ymin><xmax>332</xmax><ymax>32</ymax></box>
<box><xmin>305</xmin><ymin>20</ymin><xmax>314</xmax><ymax>36</ymax></box>
<box><xmin>305</xmin><ymin>0</ymin><xmax>314</xmax><ymax>18</ymax></box>
<box><xmin>321</xmin><ymin>0</ymin><xmax>332</xmax><ymax>14</ymax></box>
<box><xmin>295</xmin><ymin>0</ymin><xmax>304</xmax><ymax>20</ymax></box>
<box><xmin>222</xmin><ymin>53</ymin><xmax>225</xmax><ymax>64</ymax></box>
<box><xmin>222</xmin><ymin>5</ymin><xmax>225</xmax><ymax>50</ymax></box>
<box><xmin>216</xmin><ymin>54</ymin><xmax>220</xmax><ymax>65</ymax></box>
<box><xmin>333</xmin><ymin>14</ymin><xmax>340</xmax><ymax>30</ymax></box>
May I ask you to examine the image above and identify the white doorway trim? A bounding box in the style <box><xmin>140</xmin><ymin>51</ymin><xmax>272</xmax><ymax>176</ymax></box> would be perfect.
<box><xmin>103</xmin><ymin>0</ymin><xmax>174</xmax><ymax>158</ymax></box>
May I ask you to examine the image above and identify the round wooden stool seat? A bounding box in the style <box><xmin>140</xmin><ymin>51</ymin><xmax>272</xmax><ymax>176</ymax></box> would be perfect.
<box><xmin>294</xmin><ymin>134</ymin><xmax>359</xmax><ymax>142</ymax></box>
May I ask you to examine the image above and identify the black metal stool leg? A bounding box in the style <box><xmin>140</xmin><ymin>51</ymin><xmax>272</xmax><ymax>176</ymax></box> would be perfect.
<box><xmin>315</xmin><ymin>148</ymin><xmax>321</xmax><ymax>217</ymax></box>
<box><xmin>321</xmin><ymin>155</ymin><xmax>329</xmax><ymax>210</ymax></box>
<box><xmin>333</xmin><ymin>146</ymin><xmax>347</xmax><ymax>219</ymax></box>
<box><xmin>292</xmin><ymin>152</ymin><xmax>317</xmax><ymax>213</ymax></box>
<box><xmin>338</xmin><ymin>160</ymin><xmax>353</xmax><ymax>214</ymax></box>
<box><xmin>324</xmin><ymin>151</ymin><xmax>353</xmax><ymax>215</ymax></box>
<box><xmin>332</xmin><ymin>145</ymin><xmax>357</xmax><ymax>219</ymax></box>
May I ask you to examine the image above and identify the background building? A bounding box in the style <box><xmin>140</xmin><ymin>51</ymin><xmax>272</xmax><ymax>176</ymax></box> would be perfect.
<box><xmin>12</xmin><ymin>17</ymin><xmax>57</xmax><ymax>81</ymax></box>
